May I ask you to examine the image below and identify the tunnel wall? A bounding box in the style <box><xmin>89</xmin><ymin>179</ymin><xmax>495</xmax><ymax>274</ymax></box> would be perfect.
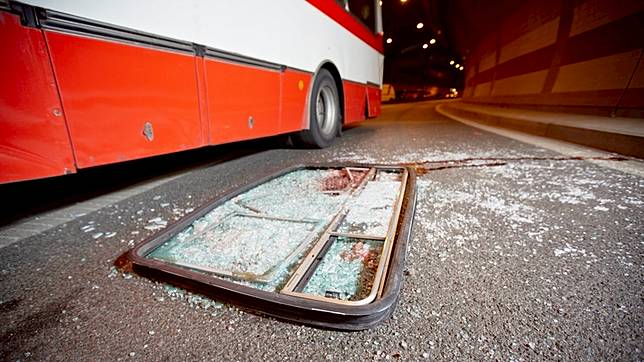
<box><xmin>463</xmin><ymin>0</ymin><xmax>643</xmax><ymax>117</ymax></box>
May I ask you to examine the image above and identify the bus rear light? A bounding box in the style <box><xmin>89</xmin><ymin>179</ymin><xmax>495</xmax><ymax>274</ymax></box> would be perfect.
<box><xmin>127</xmin><ymin>165</ymin><xmax>417</xmax><ymax>330</ymax></box>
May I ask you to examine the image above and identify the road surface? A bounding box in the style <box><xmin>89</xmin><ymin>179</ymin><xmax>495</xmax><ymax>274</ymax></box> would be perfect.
<box><xmin>1</xmin><ymin>100</ymin><xmax>642</xmax><ymax>360</ymax></box>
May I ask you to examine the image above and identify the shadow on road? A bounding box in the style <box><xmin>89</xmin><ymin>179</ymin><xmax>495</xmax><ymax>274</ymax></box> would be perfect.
<box><xmin>0</xmin><ymin>135</ymin><xmax>292</xmax><ymax>227</ymax></box>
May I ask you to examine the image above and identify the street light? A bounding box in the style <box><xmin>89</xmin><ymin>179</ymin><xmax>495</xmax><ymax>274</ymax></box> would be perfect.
<box><xmin>416</xmin><ymin>22</ymin><xmax>424</xmax><ymax>29</ymax></box>
<box><xmin>429</xmin><ymin>38</ymin><xmax>436</xmax><ymax>44</ymax></box>
<box><xmin>422</xmin><ymin>43</ymin><xmax>428</xmax><ymax>49</ymax></box>
<box><xmin>386</xmin><ymin>38</ymin><xmax>393</xmax><ymax>44</ymax></box>
<box><xmin>449</xmin><ymin>60</ymin><xmax>455</xmax><ymax>65</ymax></box>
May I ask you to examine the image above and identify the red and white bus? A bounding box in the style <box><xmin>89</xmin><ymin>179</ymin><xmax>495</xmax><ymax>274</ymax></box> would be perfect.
<box><xmin>0</xmin><ymin>0</ymin><xmax>384</xmax><ymax>183</ymax></box>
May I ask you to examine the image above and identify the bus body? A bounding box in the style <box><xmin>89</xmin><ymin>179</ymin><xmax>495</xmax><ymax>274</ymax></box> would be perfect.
<box><xmin>0</xmin><ymin>0</ymin><xmax>383</xmax><ymax>183</ymax></box>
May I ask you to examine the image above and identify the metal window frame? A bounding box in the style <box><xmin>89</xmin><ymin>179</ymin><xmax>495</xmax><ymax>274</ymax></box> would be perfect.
<box><xmin>127</xmin><ymin>164</ymin><xmax>417</xmax><ymax>330</ymax></box>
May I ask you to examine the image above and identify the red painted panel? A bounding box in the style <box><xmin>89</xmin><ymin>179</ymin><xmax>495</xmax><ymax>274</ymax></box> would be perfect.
<box><xmin>281</xmin><ymin>70</ymin><xmax>312</xmax><ymax>133</ymax></box>
<box><xmin>0</xmin><ymin>12</ymin><xmax>76</xmax><ymax>184</ymax></box>
<box><xmin>45</xmin><ymin>32</ymin><xmax>204</xmax><ymax>168</ymax></box>
<box><xmin>306</xmin><ymin>0</ymin><xmax>384</xmax><ymax>54</ymax></box>
<box><xmin>366</xmin><ymin>85</ymin><xmax>381</xmax><ymax>118</ymax></box>
<box><xmin>204</xmin><ymin>60</ymin><xmax>281</xmax><ymax>144</ymax></box>
<box><xmin>343</xmin><ymin>81</ymin><xmax>367</xmax><ymax>124</ymax></box>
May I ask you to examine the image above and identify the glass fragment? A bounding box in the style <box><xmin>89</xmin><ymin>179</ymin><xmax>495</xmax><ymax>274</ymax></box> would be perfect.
<box><xmin>301</xmin><ymin>237</ymin><xmax>383</xmax><ymax>301</ymax></box>
<box><xmin>336</xmin><ymin>180</ymin><xmax>400</xmax><ymax>237</ymax></box>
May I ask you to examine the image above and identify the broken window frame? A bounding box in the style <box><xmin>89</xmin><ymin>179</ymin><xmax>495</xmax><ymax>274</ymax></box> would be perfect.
<box><xmin>127</xmin><ymin>164</ymin><xmax>417</xmax><ymax>330</ymax></box>
<box><xmin>280</xmin><ymin>168</ymin><xmax>408</xmax><ymax>306</ymax></box>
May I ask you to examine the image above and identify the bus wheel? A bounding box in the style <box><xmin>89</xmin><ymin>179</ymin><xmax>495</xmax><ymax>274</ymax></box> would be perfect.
<box><xmin>296</xmin><ymin>69</ymin><xmax>340</xmax><ymax>148</ymax></box>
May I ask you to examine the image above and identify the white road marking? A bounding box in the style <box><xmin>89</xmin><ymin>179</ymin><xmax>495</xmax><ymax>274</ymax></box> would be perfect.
<box><xmin>0</xmin><ymin>174</ymin><xmax>181</xmax><ymax>249</ymax></box>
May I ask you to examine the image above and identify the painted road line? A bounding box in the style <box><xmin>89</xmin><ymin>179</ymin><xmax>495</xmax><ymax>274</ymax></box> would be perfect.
<box><xmin>0</xmin><ymin>174</ymin><xmax>181</xmax><ymax>249</ymax></box>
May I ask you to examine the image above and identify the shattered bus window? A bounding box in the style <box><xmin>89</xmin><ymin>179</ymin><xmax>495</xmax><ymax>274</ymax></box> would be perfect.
<box><xmin>129</xmin><ymin>165</ymin><xmax>416</xmax><ymax>329</ymax></box>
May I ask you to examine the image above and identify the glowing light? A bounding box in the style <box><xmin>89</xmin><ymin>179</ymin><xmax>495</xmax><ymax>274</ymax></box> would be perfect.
<box><xmin>429</xmin><ymin>38</ymin><xmax>436</xmax><ymax>44</ymax></box>
<box><xmin>455</xmin><ymin>64</ymin><xmax>460</xmax><ymax>68</ymax></box>
<box><xmin>379</xmin><ymin>0</ymin><xmax>382</xmax><ymax>5</ymax></box>
<box><xmin>449</xmin><ymin>60</ymin><xmax>455</xmax><ymax>65</ymax></box>
<box><xmin>422</xmin><ymin>43</ymin><xmax>428</xmax><ymax>49</ymax></box>
<box><xmin>416</xmin><ymin>22</ymin><xmax>424</xmax><ymax>29</ymax></box>
<box><xmin>400</xmin><ymin>0</ymin><xmax>407</xmax><ymax>3</ymax></box>
<box><xmin>386</xmin><ymin>38</ymin><xmax>393</xmax><ymax>44</ymax></box>
<box><xmin>459</xmin><ymin>66</ymin><xmax>464</xmax><ymax>70</ymax></box>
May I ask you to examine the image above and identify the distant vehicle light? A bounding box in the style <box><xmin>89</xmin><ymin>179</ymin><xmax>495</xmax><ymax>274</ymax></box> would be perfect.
<box><xmin>455</xmin><ymin>63</ymin><xmax>460</xmax><ymax>68</ymax></box>
<box><xmin>422</xmin><ymin>43</ymin><xmax>428</xmax><ymax>49</ymax></box>
<box><xmin>429</xmin><ymin>38</ymin><xmax>436</xmax><ymax>44</ymax></box>
<box><xmin>416</xmin><ymin>22</ymin><xmax>424</xmax><ymax>29</ymax></box>
<box><xmin>386</xmin><ymin>38</ymin><xmax>393</xmax><ymax>44</ymax></box>
<box><xmin>459</xmin><ymin>66</ymin><xmax>464</xmax><ymax>71</ymax></box>
<box><xmin>449</xmin><ymin>60</ymin><xmax>455</xmax><ymax>65</ymax></box>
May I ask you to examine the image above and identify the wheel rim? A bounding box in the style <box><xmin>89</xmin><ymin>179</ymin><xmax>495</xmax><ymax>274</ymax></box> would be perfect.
<box><xmin>315</xmin><ymin>85</ymin><xmax>337</xmax><ymax>136</ymax></box>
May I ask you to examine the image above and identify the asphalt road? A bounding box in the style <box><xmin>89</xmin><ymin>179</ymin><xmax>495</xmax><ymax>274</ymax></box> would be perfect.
<box><xmin>1</xmin><ymin>100</ymin><xmax>642</xmax><ymax>360</ymax></box>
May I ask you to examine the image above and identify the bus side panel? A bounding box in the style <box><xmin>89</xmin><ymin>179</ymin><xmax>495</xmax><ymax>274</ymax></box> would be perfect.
<box><xmin>44</xmin><ymin>31</ymin><xmax>204</xmax><ymax>168</ymax></box>
<box><xmin>343</xmin><ymin>81</ymin><xmax>367</xmax><ymax>124</ymax></box>
<box><xmin>0</xmin><ymin>12</ymin><xmax>76</xmax><ymax>184</ymax></box>
<box><xmin>204</xmin><ymin>60</ymin><xmax>281</xmax><ymax>144</ymax></box>
<box><xmin>366</xmin><ymin>85</ymin><xmax>381</xmax><ymax>118</ymax></box>
<box><xmin>280</xmin><ymin>69</ymin><xmax>312</xmax><ymax>133</ymax></box>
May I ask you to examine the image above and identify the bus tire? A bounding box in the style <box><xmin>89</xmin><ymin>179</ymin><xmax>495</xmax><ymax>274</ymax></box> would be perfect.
<box><xmin>296</xmin><ymin>69</ymin><xmax>341</xmax><ymax>148</ymax></box>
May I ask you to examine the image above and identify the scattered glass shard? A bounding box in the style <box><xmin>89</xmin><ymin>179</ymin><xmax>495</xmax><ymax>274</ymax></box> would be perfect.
<box><xmin>232</xmin><ymin>169</ymin><xmax>350</xmax><ymax>220</ymax></box>
<box><xmin>321</xmin><ymin>167</ymin><xmax>369</xmax><ymax>192</ymax></box>
<box><xmin>375</xmin><ymin>169</ymin><xmax>403</xmax><ymax>182</ymax></box>
<box><xmin>336</xmin><ymin>180</ymin><xmax>400</xmax><ymax>237</ymax></box>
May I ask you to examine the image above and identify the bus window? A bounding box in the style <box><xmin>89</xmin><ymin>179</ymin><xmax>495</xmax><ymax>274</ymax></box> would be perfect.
<box><xmin>344</xmin><ymin>0</ymin><xmax>376</xmax><ymax>33</ymax></box>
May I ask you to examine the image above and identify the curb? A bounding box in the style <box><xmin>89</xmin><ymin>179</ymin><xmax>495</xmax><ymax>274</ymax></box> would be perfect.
<box><xmin>437</xmin><ymin>103</ymin><xmax>644</xmax><ymax>159</ymax></box>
